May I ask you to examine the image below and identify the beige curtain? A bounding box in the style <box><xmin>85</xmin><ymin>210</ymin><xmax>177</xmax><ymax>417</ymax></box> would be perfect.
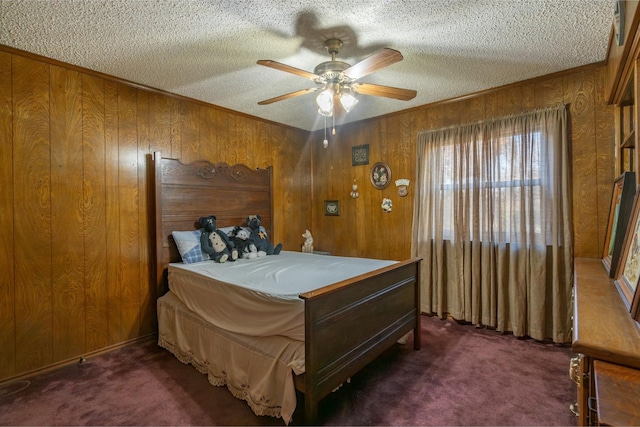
<box><xmin>411</xmin><ymin>105</ymin><xmax>573</xmax><ymax>343</ymax></box>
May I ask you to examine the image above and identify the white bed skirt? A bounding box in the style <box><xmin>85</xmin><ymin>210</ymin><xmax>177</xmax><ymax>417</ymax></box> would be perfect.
<box><xmin>157</xmin><ymin>291</ymin><xmax>305</xmax><ymax>424</ymax></box>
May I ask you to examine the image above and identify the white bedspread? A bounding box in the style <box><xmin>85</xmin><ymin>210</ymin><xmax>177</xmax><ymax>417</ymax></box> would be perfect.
<box><xmin>168</xmin><ymin>250</ymin><xmax>397</xmax><ymax>341</ymax></box>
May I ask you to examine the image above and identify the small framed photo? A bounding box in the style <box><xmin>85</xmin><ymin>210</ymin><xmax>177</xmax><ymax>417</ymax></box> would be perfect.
<box><xmin>370</xmin><ymin>162</ymin><xmax>391</xmax><ymax>190</ymax></box>
<box><xmin>324</xmin><ymin>200</ymin><xmax>340</xmax><ymax>216</ymax></box>
<box><xmin>614</xmin><ymin>0</ymin><xmax>625</xmax><ymax>46</ymax></box>
<box><xmin>603</xmin><ymin>172</ymin><xmax>636</xmax><ymax>278</ymax></box>
<box><xmin>615</xmin><ymin>188</ymin><xmax>640</xmax><ymax>316</ymax></box>
<box><xmin>352</xmin><ymin>144</ymin><xmax>369</xmax><ymax>166</ymax></box>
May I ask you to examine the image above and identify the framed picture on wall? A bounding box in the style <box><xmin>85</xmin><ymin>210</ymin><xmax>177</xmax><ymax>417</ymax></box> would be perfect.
<box><xmin>614</xmin><ymin>0</ymin><xmax>625</xmax><ymax>46</ymax></box>
<box><xmin>324</xmin><ymin>200</ymin><xmax>340</xmax><ymax>216</ymax></box>
<box><xmin>602</xmin><ymin>172</ymin><xmax>636</xmax><ymax>278</ymax></box>
<box><xmin>615</xmin><ymin>188</ymin><xmax>640</xmax><ymax>315</ymax></box>
<box><xmin>352</xmin><ymin>144</ymin><xmax>369</xmax><ymax>166</ymax></box>
<box><xmin>370</xmin><ymin>162</ymin><xmax>391</xmax><ymax>190</ymax></box>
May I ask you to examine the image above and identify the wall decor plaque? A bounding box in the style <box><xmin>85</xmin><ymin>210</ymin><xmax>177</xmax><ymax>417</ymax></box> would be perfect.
<box><xmin>370</xmin><ymin>162</ymin><xmax>391</xmax><ymax>190</ymax></box>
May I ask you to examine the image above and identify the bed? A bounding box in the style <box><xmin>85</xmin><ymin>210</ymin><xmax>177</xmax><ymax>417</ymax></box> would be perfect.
<box><xmin>152</xmin><ymin>151</ymin><xmax>422</xmax><ymax>424</ymax></box>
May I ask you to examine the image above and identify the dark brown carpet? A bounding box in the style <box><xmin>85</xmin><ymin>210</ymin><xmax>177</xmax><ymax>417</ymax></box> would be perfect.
<box><xmin>0</xmin><ymin>315</ymin><xmax>576</xmax><ymax>426</ymax></box>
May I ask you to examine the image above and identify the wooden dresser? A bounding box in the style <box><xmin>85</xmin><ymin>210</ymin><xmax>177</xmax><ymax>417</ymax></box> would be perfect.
<box><xmin>572</xmin><ymin>257</ymin><xmax>640</xmax><ymax>426</ymax></box>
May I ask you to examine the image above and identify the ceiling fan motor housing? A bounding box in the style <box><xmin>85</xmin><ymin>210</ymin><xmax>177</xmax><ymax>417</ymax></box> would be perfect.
<box><xmin>314</xmin><ymin>38</ymin><xmax>354</xmax><ymax>87</ymax></box>
<box><xmin>314</xmin><ymin>61</ymin><xmax>352</xmax><ymax>84</ymax></box>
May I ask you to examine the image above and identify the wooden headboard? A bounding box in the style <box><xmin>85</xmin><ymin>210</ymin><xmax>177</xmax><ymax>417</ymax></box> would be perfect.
<box><xmin>153</xmin><ymin>151</ymin><xmax>273</xmax><ymax>292</ymax></box>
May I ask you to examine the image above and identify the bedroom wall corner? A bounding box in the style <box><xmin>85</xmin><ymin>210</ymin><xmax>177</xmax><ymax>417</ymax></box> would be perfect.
<box><xmin>0</xmin><ymin>45</ymin><xmax>313</xmax><ymax>384</ymax></box>
<box><xmin>309</xmin><ymin>63</ymin><xmax>615</xmax><ymax>262</ymax></box>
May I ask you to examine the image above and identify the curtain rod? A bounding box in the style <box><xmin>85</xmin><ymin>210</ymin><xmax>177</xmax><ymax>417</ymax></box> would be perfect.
<box><xmin>418</xmin><ymin>103</ymin><xmax>568</xmax><ymax>137</ymax></box>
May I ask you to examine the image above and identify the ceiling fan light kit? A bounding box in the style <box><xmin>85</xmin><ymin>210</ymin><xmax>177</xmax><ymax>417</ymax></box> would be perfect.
<box><xmin>316</xmin><ymin>88</ymin><xmax>334</xmax><ymax>116</ymax></box>
<box><xmin>316</xmin><ymin>85</ymin><xmax>359</xmax><ymax>116</ymax></box>
<box><xmin>257</xmin><ymin>37</ymin><xmax>417</xmax><ymax>127</ymax></box>
<box><xmin>339</xmin><ymin>91</ymin><xmax>359</xmax><ymax>112</ymax></box>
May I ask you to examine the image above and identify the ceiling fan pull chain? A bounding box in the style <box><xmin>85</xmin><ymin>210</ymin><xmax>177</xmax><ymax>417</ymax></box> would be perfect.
<box><xmin>323</xmin><ymin>115</ymin><xmax>329</xmax><ymax>148</ymax></box>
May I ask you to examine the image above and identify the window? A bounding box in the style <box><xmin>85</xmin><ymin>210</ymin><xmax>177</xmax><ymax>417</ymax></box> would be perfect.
<box><xmin>429</xmin><ymin>126</ymin><xmax>550</xmax><ymax>244</ymax></box>
<box><xmin>413</xmin><ymin>105</ymin><xmax>573</xmax><ymax>343</ymax></box>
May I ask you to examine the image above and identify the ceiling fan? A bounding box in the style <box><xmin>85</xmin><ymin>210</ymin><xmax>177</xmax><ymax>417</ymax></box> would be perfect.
<box><xmin>256</xmin><ymin>38</ymin><xmax>417</xmax><ymax>117</ymax></box>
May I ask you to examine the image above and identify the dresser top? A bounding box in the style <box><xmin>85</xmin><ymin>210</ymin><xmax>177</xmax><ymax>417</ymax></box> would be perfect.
<box><xmin>573</xmin><ymin>258</ymin><xmax>640</xmax><ymax>368</ymax></box>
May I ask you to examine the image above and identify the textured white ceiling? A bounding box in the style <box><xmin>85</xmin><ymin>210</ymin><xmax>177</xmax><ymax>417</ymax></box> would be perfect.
<box><xmin>0</xmin><ymin>0</ymin><xmax>615</xmax><ymax>131</ymax></box>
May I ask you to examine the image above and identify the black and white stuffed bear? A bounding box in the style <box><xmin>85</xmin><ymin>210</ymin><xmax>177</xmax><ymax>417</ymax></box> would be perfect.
<box><xmin>199</xmin><ymin>215</ymin><xmax>238</xmax><ymax>263</ymax></box>
<box><xmin>228</xmin><ymin>225</ymin><xmax>262</xmax><ymax>259</ymax></box>
<box><xmin>246</xmin><ymin>214</ymin><xmax>282</xmax><ymax>255</ymax></box>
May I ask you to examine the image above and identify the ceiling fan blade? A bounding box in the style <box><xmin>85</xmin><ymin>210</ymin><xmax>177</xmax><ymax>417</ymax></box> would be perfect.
<box><xmin>343</xmin><ymin>48</ymin><xmax>404</xmax><ymax>80</ymax></box>
<box><xmin>257</xmin><ymin>60</ymin><xmax>319</xmax><ymax>80</ymax></box>
<box><xmin>257</xmin><ymin>88</ymin><xmax>318</xmax><ymax>105</ymax></box>
<box><xmin>352</xmin><ymin>83</ymin><xmax>417</xmax><ymax>101</ymax></box>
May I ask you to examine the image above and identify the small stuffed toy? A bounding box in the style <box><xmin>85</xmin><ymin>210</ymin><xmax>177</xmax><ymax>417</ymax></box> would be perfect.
<box><xmin>247</xmin><ymin>214</ymin><xmax>282</xmax><ymax>255</ymax></box>
<box><xmin>228</xmin><ymin>226</ymin><xmax>263</xmax><ymax>259</ymax></box>
<box><xmin>199</xmin><ymin>215</ymin><xmax>238</xmax><ymax>263</ymax></box>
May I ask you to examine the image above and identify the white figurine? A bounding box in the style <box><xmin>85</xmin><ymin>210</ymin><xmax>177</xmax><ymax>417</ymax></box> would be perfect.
<box><xmin>302</xmin><ymin>229</ymin><xmax>314</xmax><ymax>253</ymax></box>
<box><xmin>381</xmin><ymin>198</ymin><xmax>393</xmax><ymax>213</ymax></box>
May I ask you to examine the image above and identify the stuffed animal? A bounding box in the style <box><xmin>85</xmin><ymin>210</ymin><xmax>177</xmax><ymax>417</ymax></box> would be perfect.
<box><xmin>246</xmin><ymin>214</ymin><xmax>282</xmax><ymax>255</ymax></box>
<box><xmin>198</xmin><ymin>215</ymin><xmax>238</xmax><ymax>263</ymax></box>
<box><xmin>228</xmin><ymin>226</ymin><xmax>263</xmax><ymax>259</ymax></box>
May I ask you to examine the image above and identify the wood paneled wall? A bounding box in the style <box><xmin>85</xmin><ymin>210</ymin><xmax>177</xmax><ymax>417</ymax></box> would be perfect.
<box><xmin>310</xmin><ymin>64</ymin><xmax>615</xmax><ymax>261</ymax></box>
<box><xmin>0</xmin><ymin>44</ymin><xmax>616</xmax><ymax>384</ymax></box>
<box><xmin>0</xmin><ymin>48</ymin><xmax>311</xmax><ymax>382</ymax></box>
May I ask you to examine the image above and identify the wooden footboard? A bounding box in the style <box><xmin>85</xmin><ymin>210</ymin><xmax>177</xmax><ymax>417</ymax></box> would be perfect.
<box><xmin>296</xmin><ymin>257</ymin><xmax>422</xmax><ymax>423</ymax></box>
